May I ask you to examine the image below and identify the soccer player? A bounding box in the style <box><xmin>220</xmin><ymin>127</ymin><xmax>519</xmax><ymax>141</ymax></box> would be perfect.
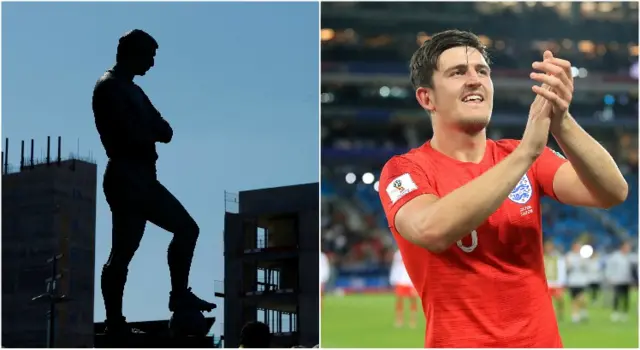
<box><xmin>378</xmin><ymin>30</ymin><xmax>628</xmax><ymax>347</ymax></box>
<box><xmin>390</xmin><ymin>249</ymin><xmax>419</xmax><ymax>328</ymax></box>
<box><xmin>606</xmin><ymin>242</ymin><xmax>634</xmax><ymax>322</ymax></box>
<box><xmin>565</xmin><ymin>242</ymin><xmax>590</xmax><ymax>322</ymax></box>
<box><xmin>586</xmin><ymin>251</ymin><xmax>604</xmax><ymax>304</ymax></box>
<box><xmin>543</xmin><ymin>240</ymin><xmax>566</xmax><ymax>320</ymax></box>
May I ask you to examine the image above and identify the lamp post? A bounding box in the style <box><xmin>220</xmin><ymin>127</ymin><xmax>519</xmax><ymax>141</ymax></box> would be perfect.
<box><xmin>31</xmin><ymin>254</ymin><xmax>71</xmax><ymax>348</ymax></box>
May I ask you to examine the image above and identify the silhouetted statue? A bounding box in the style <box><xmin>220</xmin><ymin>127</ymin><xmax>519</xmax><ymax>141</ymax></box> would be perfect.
<box><xmin>92</xmin><ymin>29</ymin><xmax>215</xmax><ymax>335</ymax></box>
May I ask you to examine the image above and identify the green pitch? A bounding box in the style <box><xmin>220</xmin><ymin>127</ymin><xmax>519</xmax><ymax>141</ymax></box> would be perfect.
<box><xmin>321</xmin><ymin>292</ymin><xmax>638</xmax><ymax>348</ymax></box>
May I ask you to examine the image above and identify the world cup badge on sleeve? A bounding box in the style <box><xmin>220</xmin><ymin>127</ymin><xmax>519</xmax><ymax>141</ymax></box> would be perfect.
<box><xmin>386</xmin><ymin>173</ymin><xmax>418</xmax><ymax>204</ymax></box>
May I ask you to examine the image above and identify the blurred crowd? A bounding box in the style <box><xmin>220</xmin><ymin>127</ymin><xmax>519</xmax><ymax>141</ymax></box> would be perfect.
<box><xmin>322</xmin><ymin>2</ymin><xmax>638</xmax><ymax>74</ymax></box>
<box><xmin>322</xmin><ymin>209</ymin><xmax>395</xmax><ymax>272</ymax></box>
<box><xmin>618</xmin><ymin>132</ymin><xmax>639</xmax><ymax>175</ymax></box>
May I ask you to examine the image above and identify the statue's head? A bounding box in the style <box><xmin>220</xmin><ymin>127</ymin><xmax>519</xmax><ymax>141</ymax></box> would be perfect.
<box><xmin>116</xmin><ymin>29</ymin><xmax>158</xmax><ymax>76</ymax></box>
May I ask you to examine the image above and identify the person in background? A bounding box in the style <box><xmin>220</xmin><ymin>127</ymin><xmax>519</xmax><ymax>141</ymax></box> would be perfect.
<box><xmin>565</xmin><ymin>242</ymin><xmax>590</xmax><ymax>323</ymax></box>
<box><xmin>239</xmin><ymin>321</ymin><xmax>271</xmax><ymax>348</ymax></box>
<box><xmin>586</xmin><ymin>251</ymin><xmax>604</xmax><ymax>304</ymax></box>
<box><xmin>606</xmin><ymin>242</ymin><xmax>634</xmax><ymax>322</ymax></box>
<box><xmin>389</xmin><ymin>249</ymin><xmax>419</xmax><ymax>328</ymax></box>
<box><xmin>543</xmin><ymin>240</ymin><xmax>566</xmax><ymax>320</ymax></box>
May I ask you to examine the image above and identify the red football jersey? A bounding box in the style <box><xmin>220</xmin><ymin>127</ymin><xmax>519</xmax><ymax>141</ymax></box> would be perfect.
<box><xmin>379</xmin><ymin>139</ymin><xmax>567</xmax><ymax>348</ymax></box>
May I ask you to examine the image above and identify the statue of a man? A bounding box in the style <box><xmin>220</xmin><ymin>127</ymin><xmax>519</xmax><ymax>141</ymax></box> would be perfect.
<box><xmin>92</xmin><ymin>29</ymin><xmax>215</xmax><ymax>335</ymax></box>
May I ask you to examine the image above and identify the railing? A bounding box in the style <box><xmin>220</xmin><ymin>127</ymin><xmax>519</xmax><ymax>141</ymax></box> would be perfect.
<box><xmin>2</xmin><ymin>153</ymin><xmax>97</xmax><ymax>176</ymax></box>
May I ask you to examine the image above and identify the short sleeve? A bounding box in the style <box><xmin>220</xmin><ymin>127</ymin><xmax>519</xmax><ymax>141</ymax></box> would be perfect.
<box><xmin>534</xmin><ymin>146</ymin><xmax>569</xmax><ymax>201</ymax></box>
<box><xmin>378</xmin><ymin>156</ymin><xmax>437</xmax><ymax>231</ymax></box>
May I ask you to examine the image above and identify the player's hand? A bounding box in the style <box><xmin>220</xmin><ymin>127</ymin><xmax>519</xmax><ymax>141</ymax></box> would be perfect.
<box><xmin>519</xmin><ymin>71</ymin><xmax>553</xmax><ymax>160</ymax></box>
<box><xmin>530</xmin><ymin>50</ymin><xmax>574</xmax><ymax>123</ymax></box>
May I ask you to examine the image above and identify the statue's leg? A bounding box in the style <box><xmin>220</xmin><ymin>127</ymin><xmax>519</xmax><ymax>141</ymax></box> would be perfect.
<box><xmin>101</xmin><ymin>211</ymin><xmax>146</xmax><ymax>332</ymax></box>
<box><xmin>145</xmin><ymin>180</ymin><xmax>216</xmax><ymax>312</ymax></box>
<box><xmin>101</xmin><ymin>164</ymin><xmax>148</xmax><ymax>333</ymax></box>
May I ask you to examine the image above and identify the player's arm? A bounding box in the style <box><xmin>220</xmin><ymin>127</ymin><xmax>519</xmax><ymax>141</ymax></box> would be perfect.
<box><xmin>549</xmin><ymin>113</ymin><xmax>628</xmax><ymax>208</ymax></box>
<box><xmin>380</xmin><ymin>149</ymin><xmax>536</xmax><ymax>253</ymax></box>
<box><xmin>95</xmin><ymin>79</ymin><xmax>156</xmax><ymax>144</ymax></box>
<box><xmin>530</xmin><ymin>55</ymin><xmax>628</xmax><ymax>208</ymax></box>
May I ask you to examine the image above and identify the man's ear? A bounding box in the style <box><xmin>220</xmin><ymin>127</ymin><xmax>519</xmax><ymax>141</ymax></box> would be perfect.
<box><xmin>416</xmin><ymin>87</ymin><xmax>435</xmax><ymax>112</ymax></box>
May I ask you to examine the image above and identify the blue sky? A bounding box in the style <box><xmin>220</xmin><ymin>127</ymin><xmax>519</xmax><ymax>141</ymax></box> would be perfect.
<box><xmin>2</xmin><ymin>1</ymin><xmax>319</xmax><ymax>333</ymax></box>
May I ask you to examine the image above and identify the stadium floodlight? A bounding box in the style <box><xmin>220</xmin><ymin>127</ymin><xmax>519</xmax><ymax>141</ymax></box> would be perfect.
<box><xmin>577</xmin><ymin>67</ymin><xmax>588</xmax><ymax>78</ymax></box>
<box><xmin>345</xmin><ymin>172</ymin><xmax>356</xmax><ymax>184</ymax></box>
<box><xmin>362</xmin><ymin>172</ymin><xmax>375</xmax><ymax>185</ymax></box>
<box><xmin>570</xmin><ymin>66</ymin><xmax>579</xmax><ymax>78</ymax></box>
<box><xmin>379</xmin><ymin>86</ymin><xmax>391</xmax><ymax>98</ymax></box>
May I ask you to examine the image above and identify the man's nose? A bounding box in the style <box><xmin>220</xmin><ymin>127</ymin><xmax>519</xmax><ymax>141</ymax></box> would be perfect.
<box><xmin>464</xmin><ymin>69</ymin><xmax>482</xmax><ymax>83</ymax></box>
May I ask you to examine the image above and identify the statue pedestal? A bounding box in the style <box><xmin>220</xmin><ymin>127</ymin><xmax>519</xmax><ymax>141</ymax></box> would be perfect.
<box><xmin>94</xmin><ymin>333</ymin><xmax>215</xmax><ymax>348</ymax></box>
<box><xmin>93</xmin><ymin>317</ymin><xmax>220</xmax><ymax>348</ymax></box>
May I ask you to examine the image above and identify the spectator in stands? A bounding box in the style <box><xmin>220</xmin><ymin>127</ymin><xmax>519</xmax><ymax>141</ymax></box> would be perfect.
<box><xmin>625</xmin><ymin>153</ymin><xmax>638</xmax><ymax>175</ymax></box>
<box><xmin>239</xmin><ymin>321</ymin><xmax>271</xmax><ymax>348</ymax></box>
<box><xmin>618</xmin><ymin>133</ymin><xmax>638</xmax><ymax>175</ymax></box>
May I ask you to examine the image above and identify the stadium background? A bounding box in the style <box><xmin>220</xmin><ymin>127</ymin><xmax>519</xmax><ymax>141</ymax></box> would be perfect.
<box><xmin>320</xmin><ymin>2</ymin><xmax>639</xmax><ymax>348</ymax></box>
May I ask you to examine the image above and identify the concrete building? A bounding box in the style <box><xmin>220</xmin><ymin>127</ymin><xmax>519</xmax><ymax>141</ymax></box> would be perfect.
<box><xmin>220</xmin><ymin>183</ymin><xmax>319</xmax><ymax>348</ymax></box>
<box><xmin>2</xmin><ymin>144</ymin><xmax>97</xmax><ymax>348</ymax></box>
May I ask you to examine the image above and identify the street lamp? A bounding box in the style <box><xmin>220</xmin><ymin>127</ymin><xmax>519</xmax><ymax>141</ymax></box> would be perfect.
<box><xmin>31</xmin><ymin>254</ymin><xmax>71</xmax><ymax>348</ymax></box>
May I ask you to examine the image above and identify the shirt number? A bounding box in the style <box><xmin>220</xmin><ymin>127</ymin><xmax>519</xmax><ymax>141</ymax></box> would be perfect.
<box><xmin>457</xmin><ymin>230</ymin><xmax>478</xmax><ymax>253</ymax></box>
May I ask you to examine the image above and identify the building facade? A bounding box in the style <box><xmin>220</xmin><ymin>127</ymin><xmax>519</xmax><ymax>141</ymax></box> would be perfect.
<box><xmin>221</xmin><ymin>183</ymin><xmax>319</xmax><ymax>348</ymax></box>
<box><xmin>2</xmin><ymin>158</ymin><xmax>97</xmax><ymax>347</ymax></box>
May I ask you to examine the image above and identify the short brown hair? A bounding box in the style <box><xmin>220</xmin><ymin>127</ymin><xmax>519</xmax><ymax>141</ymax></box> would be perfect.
<box><xmin>409</xmin><ymin>29</ymin><xmax>490</xmax><ymax>89</ymax></box>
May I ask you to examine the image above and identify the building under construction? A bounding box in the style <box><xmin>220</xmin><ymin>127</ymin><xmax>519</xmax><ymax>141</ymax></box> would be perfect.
<box><xmin>219</xmin><ymin>183</ymin><xmax>319</xmax><ymax>348</ymax></box>
<box><xmin>1</xmin><ymin>137</ymin><xmax>97</xmax><ymax>347</ymax></box>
